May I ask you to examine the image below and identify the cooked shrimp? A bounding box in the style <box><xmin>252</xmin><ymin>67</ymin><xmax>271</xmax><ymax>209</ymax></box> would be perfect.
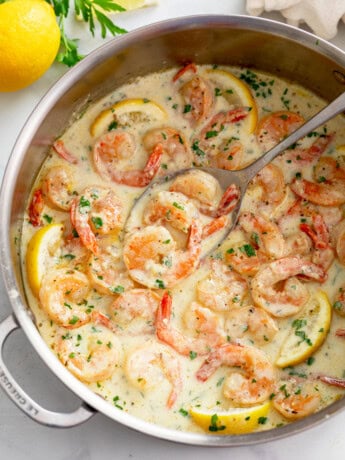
<box><xmin>70</xmin><ymin>186</ymin><xmax>123</xmax><ymax>254</ymax></box>
<box><xmin>39</xmin><ymin>270</ymin><xmax>91</xmax><ymax>328</ymax></box>
<box><xmin>123</xmin><ymin>222</ymin><xmax>202</xmax><ymax>289</ymax></box>
<box><xmin>196</xmin><ymin>108</ymin><xmax>249</xmax><ymax>163</ymax></box>
<box><xmin>272</xmin><ymin>380</ymin><xmax>320</xmax><ymax>420</ymax></box>
<box><xmin>287</xmin><ymin>134</ymin><xmax>333</xmax><ymax>165</ymax></box>
<box><xmin>183</xmin><ymin>302</ymin><xmax>225</xmax><ymax>343</ymax></box>
<box><xmin>196</xmin><ymin>259</ymin><xmax>248</xmax><ymax>312</ymax></box>
<box><xmin>332</xmin><ymin>287</ymin><xmax>345</xmax><ymax>317</ymax></box>
<box><xmin>290</xmin><ymin>176</ymin><xmax>345</xmax><ymax>207</ymax></box>
<box><xmin>251</xmin><ymin>256</ymin><xmax>326</xmax><ymax>317</ymax></box>
<box><xmin>169</xmin><ymin>169</ymin><xmax>222</xmax><ymax>216</ymax></box>
<box><xmin>57</xmin><ymin>323</ymin><xmax>121</xmax><ymax>383</ymax></box>
<box><xmin>110</xmin><ymin>288</ymin><xmax>160</xmax><ymax>333</ymax></box>
<box><xmin>253</xmin><ymin>164</ymin><xmax>286</xmax><ymax>206</ymax></box>
<box><xmin>87</xmin><ymin>245</ymin><xmax>134</xmax><ymax>295</ymax></box>
<box><xmin>314</xmin><ymin>155</ymin><xmax>345</xmax><ymax>182</ymax></box>
<box><xmin>143</xmin><ymin>127</ymin><xmax>193</xmax><ymax>171</ymax></box>
<box><xmin>257</xmin><ymin>111</ymin><xmax>304</xmax><ymax>152</ymax></box>
<box><xmin>225</xmin><ymin>240</ymin><xmax>268</xmax><ymax>276</ymax></box>
<box><xmin>239</xmin><ymin>212</ymin><xmax>286</xmax><ymax>259</ymax></box>
<box><xmin>53</xmin><ymin>139</ymin><xmax>78</xmax><ymax>164</ymax></box>
<box><xmin>93</xmin><ymin>131</ymin><xmax>162</xmax><ymax>186</ymax></box>
<box><xmin>179</xmin><ymin>75</ymin><xmax>214</xmax><ymax>126</ymax></box>
<box><xmin>318</xmin><ymin>374</ymin><xmax>345</xmax><ymax>388</ymax></box>
<box><xmin>196</xmin><ymin>342</ymin><xmax>275</xmax><ymax>406</ymax></box>
<box><xmin>42</xmin><ymin>165</ymin><xmax>74</xmax><ymax>211</ymax></box>
<box><xmin>156</xmin><ymin>292</ymin><xmax>224</xmax><ymax>356</ymax></box>
<box><xmin>225</xmin><ymin>305</ymin><xmax>278</xmax><ymax>344</ymax></box>
<box><xmin>28</xmin><ymin>189</ymin><xmax>44</xmax><ymax>227</ymax></box>
<box><xmin>125</xmin><ymin>340</ymin><xmax>182</xmax><ymax>408</ymax></box>
<box><xmin>143</xmin><ymin>191</ymin><xmax>200</xmax><ymax>233</ymax></box>
<box><xmin>300</xmin><ymin>213</ymin><xmax>334</xmax><ymax>271</ymax></box>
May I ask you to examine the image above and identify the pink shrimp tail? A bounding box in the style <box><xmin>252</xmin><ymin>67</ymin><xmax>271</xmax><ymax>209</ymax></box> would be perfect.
<box><xmin>300</xmin><ymin>214</ymin><xmax>329</xmax><ymax>250</ymax></box>
<box><xmin>28</xmin><ymin>189</ymin><xmax>44</xmax><ymax>227</ymax></box>
<box><xmin>318</xmin><ymin>374</ymin><xmax>345</xmax><ymax>388</ymax></box>
<box><xmin>156</xmin><ymin>292</ymin><xmax>171</xmax><ymax>338</ymax></box>
<box><xmin>70</xmin><ymin>199</ymin><xmax>99</xmax><ymax>255</ymax></box>
<box><xmin>336</xmin><ymin>328</ymin><xmax>345</xmax><ymax>337</ymax></box>
<box><xmin>53</xmin><ymin>140</ymin><xmax>78</xmax><ymax>164</ymax></box>
<box><xmin>202</xmin><ymin>215</ymin><xmax>229</xmax><ymax>238</ymax></box>
<box><xmin>217</xmin><ymin>184</ymin><xmax>240</xmax><ymax>216</ymax></box>
<box><xmin>195</xmin><ymin>343</ymin><xmax>242</xmax><ymax>382</ymax></box>
<box><xmin>172</xmin><ymin>62</ymin><xmax>197</xmax><ymax>82</ymax></box>
<box><xmin>111</xmin><ymin>143</ymin><xmax>163</xmax><ymax>187</ymax></box>
<box><xmin>224</xmin><ymin>107</ymin><xmax>250</xmax><ymax>124</ymax></box>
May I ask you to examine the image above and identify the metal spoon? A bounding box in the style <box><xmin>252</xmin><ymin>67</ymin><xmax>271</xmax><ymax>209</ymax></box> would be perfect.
<box><xmin>128</xmin><ymin>91</ymin><xmax>345</xmax><ymax>246</ymax></box>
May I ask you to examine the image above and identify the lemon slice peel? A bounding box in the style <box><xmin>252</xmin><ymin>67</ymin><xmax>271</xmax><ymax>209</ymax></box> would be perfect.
<box><xmin>190</xmin><ymin>401</ymin><xmax>271</xmax><ymax>435</ymax></box>
<box><xmin>275</xmin><ymin>290</ymin><xmax>331</xmax><ymax>368</ymax></box>
<box><xmin>26</xmin><ymin>223</ymin><xmax>64</xmax><ymax>297</ymax></box>
<box><xmin>90</xmin><ymin>98</ymin><xmax>167</xmax><ymax>137</ymax></box>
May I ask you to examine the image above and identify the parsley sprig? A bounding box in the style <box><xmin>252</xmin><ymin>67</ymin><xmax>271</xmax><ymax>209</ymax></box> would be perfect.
<box><xmin>46</xmin><ymin>0</ymin><xmax>127</xmax><ymax>66</ymax></box>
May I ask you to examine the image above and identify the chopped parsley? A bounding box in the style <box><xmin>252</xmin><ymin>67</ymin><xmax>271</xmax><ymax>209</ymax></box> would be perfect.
<box><xmin>208</xmin><ymin>414</ymin><xmax>226</xmax><ymax>432</ymax></box>
<box><xmin>155</xmin><ymin>279</ymin><xmax>165</xmax><ymax>289</ymax></box>
<box><xmin>110</xmin><ymin>285</ymin><xmax>125</xmax><ymax>294</ymax></box>
<box><xmin>189</xmin><ymin>351</ymin><xmax>197</xmax><ymax>360</ymax></box>
<box><xmin>183</xmin><ymin>104</ymin><xmax>192</xmax><ymax>113</ymax></box>
<box><xmin>192</xmin><ymin>140</ymin><xmax>206</xmax><ymax>157</ymax></box>
<box><xmin>108</xmin><ymin>120</ymin><xmax>118</xmax><ymax>131</ymax></box>
<box><xmin>91</xmin><ymin>216</ymin><xmax>103</xmax><ymax>229</ymax></box>
<box><xmin>205</xmin><ymin>130</ymin><xmax>218</xmax><ymax>139</ymax></box>
<box><xmin>239</xmin><ymin>244</ymin><xmax>256</xmax><ymax>258</ymax></box>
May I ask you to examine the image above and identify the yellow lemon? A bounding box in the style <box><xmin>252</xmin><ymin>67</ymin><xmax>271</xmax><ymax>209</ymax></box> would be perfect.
<box><xmin>26</xmin><ymin>223</ymin><xmax>64</xmax><ymax>297</ymax></box>
<box><xmin>275</xmin><ymin>291</ymin><xmax>331</xmax><ymax>368</ymax></box>
<box><xmin>90</xmin><ymin>98</ymin><xmax>167</xmax><ymax>137</ymax></box>
<box><xmin>0</xmin><ymin>0</ymin><xmax>60</xmax><ymax>92</ymax></box>
<box><xmin>190</xmin><ymin>402</ymin><xmax>271</xmax><ymax>435</ymax></box>
<box><xmin>205</xmin><ymin>68</ymin><xmax>258</xmax><ymax>133</ymax></box>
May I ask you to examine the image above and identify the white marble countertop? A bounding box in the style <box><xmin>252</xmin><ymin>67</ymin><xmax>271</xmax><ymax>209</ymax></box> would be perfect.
<box><xmin>1</xmin><ymin>1</ymin><xmax>345</xmax><ymax>458</ymax></box>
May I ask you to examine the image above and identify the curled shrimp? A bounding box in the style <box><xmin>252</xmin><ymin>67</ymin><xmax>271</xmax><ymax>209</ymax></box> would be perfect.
<box><xmin>179</xmin><ymin>75</ymin><xmax>214</xmax><ymax>126</ymax></box>
<box><xmin>251</xmin><ymin>256</ymin><xmax>326</xmax><ymax>317</ymax></box>
<box><xmin>70</xmin><ymin>186</ymin><xmax>123</xmax><ymax>254</ymax></box>
<box><xmin>196</xmin><ymin>259</ymin><xmax>248</xmax><ymax>312</ymax></box>
<box><xmin>257</xmin><ymin>111</ymin><xmax>332</xmax><ymax>164</ymax></box>
<box><xmin>156</xmin><ymin>292</ymin><xmax>224</xmax><ymax>356</ymax></box>
<box><xmin>143</xmin><ymin>191</ymin><xmax>200</xmax><ymax>233</ymax></box>
<box><xmin>252</xmin><ymin>164</ymin><xmax>286</xmax><ymax>207</ymax></box>
<box><xmin>272</xmin><ymin>379</ymin><xmax>320</xmax><ymax>420</ymax></box>
<box><xmin>225</xmin><ymin>240</ymin><xmax>268</xmax><ymax>276</ymax></box>
<box><xmin>110</xmin><ymin>288</ymin><xmax>160</xmax><ymax>333</ymax></box>
<box><xmin>42</xmin><ymin>165</ymin><xmax>74</xmax><ymax>211</ymax></box>
<box><xmin>239</xmin><ymin>212</ymin><xmax>286</xmax><ymax>259</ymax></box>
<box><xmin>290</xmin><ymin>176</ymin><xmax>345</xmax><ymax>207</ymax></box>
<box><xmin>123</xmin><ymin>222</ymin><xmax>202</xmax><ymax>289</ymax></box>
<box><xmin>196</xmin><ymin>342</ymin><xmax>275</xmax><ymax>406</ymax></box>
<box><xmin>143</xmin><ymin>127</ymin><xmax>193</xmax><ymax>172</ymax></box>
<box><xmin>57</xmin><ymin>323</ymin><xmax>121</xmax><ymax>383</ymax></box>
<box><xmin>257</xmin><ymin>111</ymin><xmax>304</xmax><ymax>152</ymax></box>
<box><xmin>87</xmin><ymin>244</ymin><xmax>134</xmax><ymax>295</ymax></box>
<box><xmin>39</xmin><ymin>270</ymin><xmax>91</xmax><ymax>328</ymax></box>
<box><xmin>225</xmin><ymin>305</ymin><xmax>278</xmax><ymax>345</ymax></box>
<box><xmin>93</xmin><ymin>131</ymin><xmax>162</xmax><ymax>187</ymax></box>
<box><xmin>169</xmin><ymin>169</ymin><xmax>222</xmax><ymax>216</ymax></box>
<box><xmin>300</xmin><ymin>213</ymin><xmax>334</xmax><ymax>271</ymax></box>
<box><xmin>183</xmin><ymin>301</ymin><xmax>225</xmax><ymax>344</ymax></box>
<box><xmin>196</xmin><ymin>108</ymin><xmax>249</xmax><ymax>165</ymax></box>
<box><xmin>125</xmin><ymin>340</ymin><xmax>182</xmax><ymax>408</ymax></box>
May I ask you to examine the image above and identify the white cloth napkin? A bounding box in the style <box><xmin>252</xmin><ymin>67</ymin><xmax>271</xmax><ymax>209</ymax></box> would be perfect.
<box><xmin>246</xmin><ymin>0</ymin><xmax>345</xmax><ymax>39</ymax></box>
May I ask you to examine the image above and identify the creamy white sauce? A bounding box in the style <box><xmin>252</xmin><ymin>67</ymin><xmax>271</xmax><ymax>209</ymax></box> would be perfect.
<box><xmin>21</xmin><ymin>65</ymin><xmax>345</xmax><ymax>434</ymax></box>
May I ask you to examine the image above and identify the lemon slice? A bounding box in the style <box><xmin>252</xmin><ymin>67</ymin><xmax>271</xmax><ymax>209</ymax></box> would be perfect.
<box><xmin>90</xmin><ymin>98</ymin><xmax>167</xmax><ymax>137</ymax></box>
<box><xmin>190</xmin><ymin>402</ymin><xmax>271</xmax><ymax>435</ymax></box>
<box><xmin>26</xmin><ymin>223</ymin><xmax>63</xmax><ymax>297</ymax></box>
<box><xmin>275</xmin><ymin>291</ymin><xmax>331</xmax><ymax>368</ymax></box>
<box><xmin>205</xmin><ymin>68</ymin><xmax>258</xmax><ymax>133</ymax></box>
<box><xmin>76</xmin><ymin>0</ymin><xmax>157</xmax><ymax>19</ymax></box>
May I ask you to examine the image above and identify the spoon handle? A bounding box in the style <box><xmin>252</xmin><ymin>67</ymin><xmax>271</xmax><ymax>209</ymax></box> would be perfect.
<box><xmin>242</xmin><ymin>91</ymin><xmax>345</xmax><ymax>181</ymax></box>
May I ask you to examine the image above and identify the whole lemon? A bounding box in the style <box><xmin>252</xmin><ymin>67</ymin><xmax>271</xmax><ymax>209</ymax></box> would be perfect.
<box><xmin>0</xmin><ymin>0</ymin><xmax>61</xmax><ymax>92</ymax></box>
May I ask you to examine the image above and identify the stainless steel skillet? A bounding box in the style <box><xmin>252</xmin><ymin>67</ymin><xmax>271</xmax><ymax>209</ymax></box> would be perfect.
<box><xmin>1</xmin><ymin>15</ymin><xmax>345</xmax><ymax>446</ymax></box>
